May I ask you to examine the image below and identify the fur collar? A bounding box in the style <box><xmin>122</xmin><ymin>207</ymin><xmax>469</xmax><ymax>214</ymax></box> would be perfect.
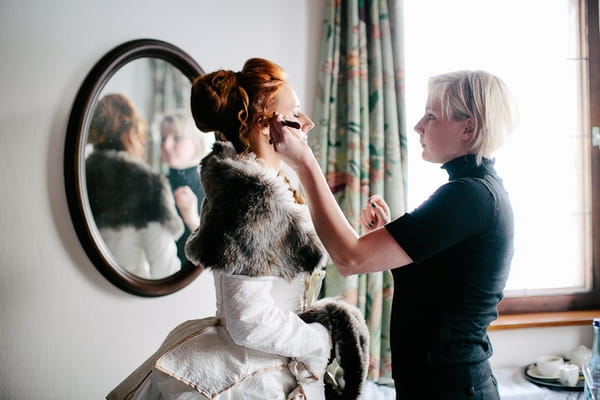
<box><xmin>86</xmin><ymin>150</ymin><xmax>183</xmax><ymax>237</ymax></box>
<box><xmin>185</xmin><ymin>141</ymin><xmax>326</xmax><ymax>280</ymax></box>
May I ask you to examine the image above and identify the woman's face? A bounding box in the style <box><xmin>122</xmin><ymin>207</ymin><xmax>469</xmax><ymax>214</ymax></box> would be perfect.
<box><xmin>273</xmin><ymin>84</ymin><xmax>315</xmax><ymax>134</ymax></box>
<box><xmin>160</xmin><ymin>122</ymin><xmax>198</xmax><ymax>169</ymax></box>
<box><xmin>413</xmin><ymin>101</ymin><xmax>472</xmax><ymax>164</ymax></box>
<box><xmin>253</xmin><ymin>84</ymin><xmax>314</xmax><ymax>169</ymax></box>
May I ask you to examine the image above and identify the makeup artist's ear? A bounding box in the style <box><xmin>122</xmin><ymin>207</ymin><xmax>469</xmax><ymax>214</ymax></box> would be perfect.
<box><xmin>461</xmin><ymin>118</ymin><xmax>475</xmax><ymax>141</ymax></box>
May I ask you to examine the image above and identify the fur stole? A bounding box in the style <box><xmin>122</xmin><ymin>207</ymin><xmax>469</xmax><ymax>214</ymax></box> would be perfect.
<box><xmin>185</xmin><ymin>141</ymin><xmax>327</xmax><ymax>280</ymax></box>
<box><xmin>300</xmin><ymin>297</ymin><xmax>370</xmax><ymax>399</ymax></box>
<box><xmin>86</xmin><ymin>150</ymin><xmax>183</xmax><ymax>237</ymax></box>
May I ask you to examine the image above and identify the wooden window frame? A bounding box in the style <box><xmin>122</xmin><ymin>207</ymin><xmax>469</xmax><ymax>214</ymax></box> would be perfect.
<box><xmin>497</xmin><ymin>0</ymin><xmax>600</xmax><ymax>315</ymax></box>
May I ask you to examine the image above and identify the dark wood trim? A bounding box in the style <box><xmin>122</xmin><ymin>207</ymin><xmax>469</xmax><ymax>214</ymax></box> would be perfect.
<box><xmin>64</xmin><ymin>39</ymin><xmax>205</xmax><ymax>297</ymax></box>
<box><xmin>588</xmin><ymin>0</ymin><xmax>600</xmax><ymax>311</ymax></box>
<box><xmin>490</xmin><ymin>310</ymin><xmax>600</xmax><ymax>331</ymax></box>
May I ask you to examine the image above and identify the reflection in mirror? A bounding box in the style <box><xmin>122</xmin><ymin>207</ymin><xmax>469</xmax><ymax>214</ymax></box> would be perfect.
<box><xmin>65</xmin><ymin>39</ymin><xmax>208</xmax><ymax>296</ymax></box>
<box><xmin>84</xmin><ymin>60</ymin><xmax>213</xmax><ymax>280</ymax></box>
<box><xmin>158</xmin><ymin>110</ymin><xmax>214</xmax><ymax>266</ymax></box>
<box><xmin>86</xmin><ymin>93</ymin><xmax>184</xmax><ymax>279</ymax></box>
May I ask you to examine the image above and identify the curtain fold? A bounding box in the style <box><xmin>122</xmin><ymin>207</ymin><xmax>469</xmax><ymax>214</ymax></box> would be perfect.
<box><xmin>310</xmin><ymin>0</ymin><xmax>407</xmax><ymax>385</ymax></box>
<box><xmin>147</xmin><ymin>59</ymin><xmax>191</xmax><ymax>169</ymax></box>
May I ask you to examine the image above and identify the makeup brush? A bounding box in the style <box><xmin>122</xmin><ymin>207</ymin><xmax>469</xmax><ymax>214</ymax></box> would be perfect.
<box><xmin>281</xmin><ymin>120</ymin><xmax>301</xmax><ymax>129</ymax></box>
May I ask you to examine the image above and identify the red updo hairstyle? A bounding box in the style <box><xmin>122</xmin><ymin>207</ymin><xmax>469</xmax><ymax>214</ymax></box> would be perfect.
<box><xmin>88</xmin><ymin>93</ymin><xmax>147</xmax><ymax>156</ymax></box>
<box><xmin>190</xmin><ymin>58</ymin><xmax>287</xmax><ymax>153</ymax></box>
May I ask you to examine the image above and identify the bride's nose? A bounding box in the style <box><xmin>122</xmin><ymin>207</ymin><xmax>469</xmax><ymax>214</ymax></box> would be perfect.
<box><xmin>300</xmin><ymin>113</ymin><xmax>314</xmax><ymax>132</ymax></box>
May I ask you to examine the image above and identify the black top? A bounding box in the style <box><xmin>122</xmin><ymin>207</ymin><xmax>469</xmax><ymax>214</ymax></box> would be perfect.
<box><xmin>167</xmin><ymin>166</ymin><xmax>204</xmax><ymax>265</ymax></box>
<box><xmin>385</xmin><ymin>155</ymin><xmax>513</xmax><ymax>376</ymax></box>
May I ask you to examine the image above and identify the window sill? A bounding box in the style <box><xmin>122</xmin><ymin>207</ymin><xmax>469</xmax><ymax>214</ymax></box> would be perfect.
<box><xmin>489</xmin><ymin>310</ymin><xmax>600</xmax><ymax>331</ymax></box>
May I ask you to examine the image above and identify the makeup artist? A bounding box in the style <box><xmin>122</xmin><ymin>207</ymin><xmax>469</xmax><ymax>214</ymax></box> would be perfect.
<box><xmin>271</xmin><ymin>70</ymin><xmax>518</xmax><ymax>399</ymax></box>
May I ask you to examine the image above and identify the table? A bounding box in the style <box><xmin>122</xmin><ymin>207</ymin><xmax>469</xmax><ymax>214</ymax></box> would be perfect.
<box><xmin>495</xmin><ymin>367</ymin><xmax>584</xmax><ymax>400</ymax></box>
<box><xmin>360</xmin><ymin>368</ymin><xmax>586</xmax><ymax>399</ymax></box>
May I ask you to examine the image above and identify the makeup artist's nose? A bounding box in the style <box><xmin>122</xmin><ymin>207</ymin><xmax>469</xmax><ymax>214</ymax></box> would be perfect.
<box><xmin>414</xmin><ymin>118</ymin><xmax>424</xmax><ymax>135</ymax></box>
<box><xmin>161</xmin><ymin>136</ymin><xmax>173</xmax><ymax>150</ymax></box>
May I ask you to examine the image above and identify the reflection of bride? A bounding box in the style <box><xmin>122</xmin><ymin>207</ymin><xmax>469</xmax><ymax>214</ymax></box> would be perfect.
<box><xmin>107</xmin><ymin>59</ymin><xmax>369</xmax><ymax>400</ymax></box>
<box><xmin>86</xmin><ymin>93</ymin><xmax>183</xmax><ymax>279</ymax></box>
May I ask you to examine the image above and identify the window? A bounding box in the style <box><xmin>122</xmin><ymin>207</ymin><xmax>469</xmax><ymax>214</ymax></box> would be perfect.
<box><xmin>403</xmin><ymin>0</ymin><xmax>599</xmax><ymax>313</ymax></box>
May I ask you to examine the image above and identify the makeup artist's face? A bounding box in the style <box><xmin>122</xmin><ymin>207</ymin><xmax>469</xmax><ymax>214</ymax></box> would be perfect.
<box><xmin>413</xmin><ymin>100</ymin><xmax>471</xmax><ymax>164</ymax></box>
<box><xmin>160</xmin><ymin>122</ymin><xmax>197</xmax><ymax>169</ymax></box>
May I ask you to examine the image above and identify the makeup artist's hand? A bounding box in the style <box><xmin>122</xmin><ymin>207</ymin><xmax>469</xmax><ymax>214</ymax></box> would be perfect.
<box><xmin>174</xmin><ymin>186</ymin><xmax>200</xmax><ymax>230</ymax></box>
<box><xmin>269</xmin><ymin>112</ymin><xmax>311</xmax><ymax>170</ymax></box>
<box><xmin>360</xmin><ymin>194</ymin><xmax>391</xmax><ymax>231</ymax></box>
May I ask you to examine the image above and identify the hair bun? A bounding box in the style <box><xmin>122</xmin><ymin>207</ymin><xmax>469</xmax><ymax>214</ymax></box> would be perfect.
<box><xmin>191</xmin><ymin>70</ymin><xmax>240</xmax><ymax>134</ymax></box>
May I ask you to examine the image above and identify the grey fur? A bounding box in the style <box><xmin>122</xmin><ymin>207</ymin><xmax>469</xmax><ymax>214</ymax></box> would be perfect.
<box><xmin>185</xmin><ymin>141</ymin><xmax>327</xmax><ymax>280</ymax></box>
<box><xmin>300</xmin><ymin>298</ymin><xmax>370</xmax><ymax>400</ymax></box>
<box><xmin>86</xmin><ymin>149</ymin><xmax>183</xmax><ymax>236</ymax></box>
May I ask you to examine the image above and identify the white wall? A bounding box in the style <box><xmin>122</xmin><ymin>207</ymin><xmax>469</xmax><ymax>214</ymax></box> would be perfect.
<box><xmin>489</xmin><ymin>325</ymin><xmax>593</xmax><ymax>368</ymax></box>
<box><xmin>0</xmin><ymin>1</ymin><xmax>324</xmax><ymax>398</ymax></box>
<box><xmin>0</xmin><ymin>0</ymin><xmax>592</xmax><ymax>398</ymax></box>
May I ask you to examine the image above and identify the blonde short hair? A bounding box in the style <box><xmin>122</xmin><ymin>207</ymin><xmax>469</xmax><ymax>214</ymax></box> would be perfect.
<box><xmin>160</xmin><ymin>110</ymin><xmax>212</xmax><ymax>162</ymax></box>
<box><xmin>427</xmin><ymin>70</ymin><xmax>518</xmax><ymax>165</ymax></box>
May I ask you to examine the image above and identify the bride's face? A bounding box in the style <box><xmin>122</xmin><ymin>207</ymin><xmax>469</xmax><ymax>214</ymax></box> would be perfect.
<box><xmin>250</xmin><ymin>84</ymin><xmax>314</xmax><ymax>169</ymax></box>
<box><xmin>272</xmin><ymin>84</ymin><xmax>314</xmax><ymax>134</ymax></box>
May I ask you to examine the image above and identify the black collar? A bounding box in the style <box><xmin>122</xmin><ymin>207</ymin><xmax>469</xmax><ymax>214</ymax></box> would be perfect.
<box><xmin>441</xmin><ymin>154</ymin><xmax>495</xmax><ymax>180</ymax></box>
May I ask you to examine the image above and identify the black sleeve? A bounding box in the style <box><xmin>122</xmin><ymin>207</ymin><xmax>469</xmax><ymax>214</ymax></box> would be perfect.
<box><xmin>385</xmin><ymin>178</ymin><xmax>494</xmax><ymax>263</ymax></box>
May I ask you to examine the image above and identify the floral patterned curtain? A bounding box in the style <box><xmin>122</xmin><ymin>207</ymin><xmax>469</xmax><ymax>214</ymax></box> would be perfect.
<box><xmin>310</xmin><ymin>0</ymin><xmax>407</xmax><ymax>385</ymax></box>
<box><xmin>147</xmin><ymin>59</ymin><xmax>191</xmax><ymax>169</ymax></box>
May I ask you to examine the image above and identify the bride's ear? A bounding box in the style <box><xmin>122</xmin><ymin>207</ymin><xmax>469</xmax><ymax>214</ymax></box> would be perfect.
<box><xmin>255</xmin><ymin>115</ymin><xmax>271</xmax><ymax>139</ymax></box>
<box><xmin>121</xmin><ymin>131</ymin><xmax>143</xmax><ymax>156</ymax></box>
<box><xmin>256</xmin><ymin>114</ymin><xmax>270</xmax><ymax>129</ymax></box>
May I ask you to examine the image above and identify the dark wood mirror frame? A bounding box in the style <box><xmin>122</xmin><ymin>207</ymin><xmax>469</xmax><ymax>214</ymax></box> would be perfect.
<box><xmin>64</xmin><ymin>39</ymin><xmax>205</xmax><ymax>297</ymax></box>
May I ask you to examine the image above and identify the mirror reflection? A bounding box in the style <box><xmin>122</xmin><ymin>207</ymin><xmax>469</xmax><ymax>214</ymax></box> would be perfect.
<box><xmin>84</xmin><ymin>58</ymin><xmax>213</xmax><ymax>279</ymax></box>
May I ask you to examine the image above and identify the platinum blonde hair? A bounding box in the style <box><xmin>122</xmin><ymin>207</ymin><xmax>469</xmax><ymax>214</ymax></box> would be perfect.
<box><xmin>427</xmin><ymin>70</ymin><xmax>518</xmax><ymax>165</ymax></box>
<box><xmin>160</xmin><ymin>110</ymin><xmax>213</xmax><ymax>162</ymax></box>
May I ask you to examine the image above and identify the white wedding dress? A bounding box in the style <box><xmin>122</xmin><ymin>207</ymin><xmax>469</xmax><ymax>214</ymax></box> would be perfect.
<box><xmin>108</xmin><ymin>270</ymin><xmax>329</xmax><ymax>400</ymax></box>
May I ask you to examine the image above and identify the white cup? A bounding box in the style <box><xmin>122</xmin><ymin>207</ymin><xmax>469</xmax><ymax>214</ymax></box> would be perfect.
<box><xmin>569</xmin><ymin>345</ymin><xmax>592</xmax><ymax>369</ymax></box>
<box><xmin>536</xmin><ymin>355</ymin><xmax>564</xmax><ymax>377</ymax></box>
<box><xmin>559</xmin><ymin>363</ymin><xmax>580</xmax><ymax>386</ymax></box>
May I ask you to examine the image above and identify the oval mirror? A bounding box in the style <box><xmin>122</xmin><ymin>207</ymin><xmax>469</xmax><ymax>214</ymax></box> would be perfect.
<box><xmin>65</xmin><ymin>39</ymin><xmax>209</xmax><ymax>296</ymax></box>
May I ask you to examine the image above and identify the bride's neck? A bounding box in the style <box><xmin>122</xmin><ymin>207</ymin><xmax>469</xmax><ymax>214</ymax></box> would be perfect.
<box><xmin>253</xmin><ymin>143</ymin><xmax>282</xmax><ymax>171</ymax></box>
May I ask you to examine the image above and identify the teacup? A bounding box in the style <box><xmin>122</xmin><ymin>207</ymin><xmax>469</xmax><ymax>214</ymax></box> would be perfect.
<box><xmin>559</xmin><ymin>363</ymin><xmax>580</xmax><ymax>386</ymax></box>
<box><xmin>536</xmin><ymin>355</ymin><xmax>564</xmax><ymax>377</ymax></box>
<box><xmin>568</xmin><ymin>345</ymin><xmax>592</xmax><ymax>369</ymax></box>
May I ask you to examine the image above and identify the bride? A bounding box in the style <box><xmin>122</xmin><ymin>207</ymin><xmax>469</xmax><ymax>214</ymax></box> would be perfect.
<box><xmin>107</xmin><ymin>58</ymin><xmax>368</xmax><ymax>400</ymax></box>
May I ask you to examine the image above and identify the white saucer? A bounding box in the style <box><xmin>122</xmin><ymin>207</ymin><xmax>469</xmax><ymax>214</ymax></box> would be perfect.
<box><xmin>526</xmin><ymin>364</ymin><xmax>560</xmax><ymax>380</ymax></box>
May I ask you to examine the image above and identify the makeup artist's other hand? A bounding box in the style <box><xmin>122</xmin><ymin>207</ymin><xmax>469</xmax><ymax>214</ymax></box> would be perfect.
<box><xmin>360</xmin><ymin>194</ymin><xmax>391</xmax><ymax>231</ymax></box>
<box><xmin>174</xmin><ymin>186</ymin><xmax>200</xmax><ymax>230</ymax></box>
<box><xmin>270</xmin><ymin>112</ymin><xmax>311</xmax><ymax>169</ymax></box>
